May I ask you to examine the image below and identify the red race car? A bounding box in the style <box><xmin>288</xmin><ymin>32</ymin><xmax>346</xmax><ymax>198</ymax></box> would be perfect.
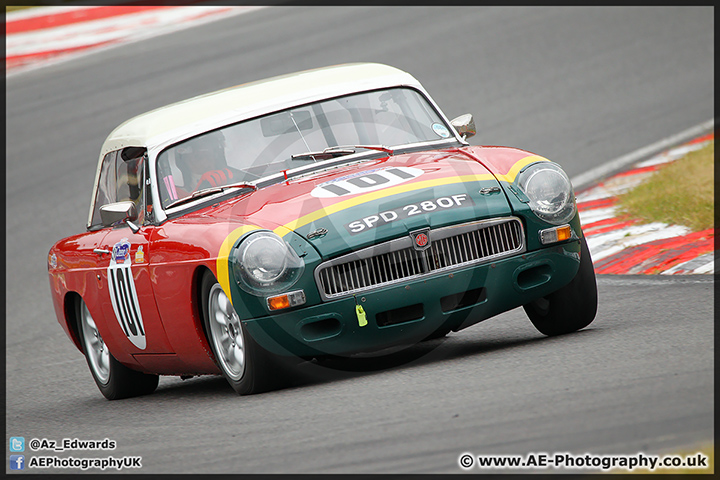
<box><xmin>47</xmin><ymin>63</ymin><xmax>597</xmax><ymax>399</ymax></box>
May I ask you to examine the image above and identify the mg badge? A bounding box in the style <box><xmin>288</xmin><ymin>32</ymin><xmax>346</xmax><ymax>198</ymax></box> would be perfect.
<box><xmin>410</xmin><ymin>228</ymin><xmax>431</xmax><ymax>251</ymax></box>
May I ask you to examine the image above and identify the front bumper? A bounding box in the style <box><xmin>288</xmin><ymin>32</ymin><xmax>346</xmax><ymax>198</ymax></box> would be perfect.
<box><xmin>244</xmin><ymin>239</ymin><xmax>582</xmax><ymax>358</ymax></box>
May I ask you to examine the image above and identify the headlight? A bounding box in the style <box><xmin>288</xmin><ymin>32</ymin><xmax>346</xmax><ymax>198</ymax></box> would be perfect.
<box><xmin>515</xmin><ymin>162</ymin><xmax>576</xmax><ymax>225</ymax></box>
<box><xmin>231</xmin><ymin>231</ymin><xmax>305</xmax><ymax>295</ymax></box>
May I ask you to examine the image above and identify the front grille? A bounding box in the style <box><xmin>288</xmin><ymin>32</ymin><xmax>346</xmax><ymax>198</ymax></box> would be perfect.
<box><xmin>315</xmin><ymin>217</ymin><xmax>525</xmax><ymax>300</ymax></box>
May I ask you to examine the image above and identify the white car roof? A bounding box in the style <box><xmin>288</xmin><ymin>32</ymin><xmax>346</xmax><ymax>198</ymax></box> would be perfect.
<box><xmin>99</xmin><ymin>63</ymin><xmax>424</xmax><ymax>158</ymax></box>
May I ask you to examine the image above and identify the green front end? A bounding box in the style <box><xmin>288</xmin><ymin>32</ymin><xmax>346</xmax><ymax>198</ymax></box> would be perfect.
<box><xmin>244</xmin><ymin>238</ymin><xmax>581</xmax><ymax>358</ymax></box>
<box><xmin>227</xmin><ymin>171</ymin><xmax>585</xmax><ymax>358</ymax></box>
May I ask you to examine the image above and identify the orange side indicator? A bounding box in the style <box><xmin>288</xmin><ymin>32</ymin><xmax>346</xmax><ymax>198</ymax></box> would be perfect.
<box><xmin>539</xmin><ymin>225</ymin><xmax>573</xmax><ymax>245</ymax></box>
<box><xmin>557</xmin><ymin>225</ymin><xmax>572</xmax><ymax>241</ymax></box>
<box><xmin>268</xmin><ymin>295</ymin><xmax>291</xmax><ymax>311</ymax></box>
<box><xmin>267</xmin><ymin>290</ymin><xmax>306</xmax><ymax>311</ymax></box>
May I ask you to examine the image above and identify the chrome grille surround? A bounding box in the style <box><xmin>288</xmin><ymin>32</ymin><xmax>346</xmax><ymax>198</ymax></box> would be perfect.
<box><xmin>314</xmin><ymin>217</ymin><xmax>525</xmax><ymax>301</ymax></box>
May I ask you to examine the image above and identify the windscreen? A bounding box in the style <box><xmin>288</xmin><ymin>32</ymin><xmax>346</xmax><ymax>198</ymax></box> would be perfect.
<box><xmin>156</xmin><ymin>87</ymin><xmax>452</xmax><ymax>208</ymax></box>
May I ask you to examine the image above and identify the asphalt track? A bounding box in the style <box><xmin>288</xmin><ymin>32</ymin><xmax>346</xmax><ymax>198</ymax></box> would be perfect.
<box><xmin>5</xmin><ymin>6</ymin><xmax>714</xmax><ymax>474</ymax></box>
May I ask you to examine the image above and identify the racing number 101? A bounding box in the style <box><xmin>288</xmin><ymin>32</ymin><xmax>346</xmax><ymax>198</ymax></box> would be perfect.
<box><xmin>317</xmin><ymin>168</ymin><xmax>417</xmax><ymax>197</ymax></box>
<box><xmin>108</xmin><ymin>264</ymin><xmax>146</xmax><ymax>341</ymax></box>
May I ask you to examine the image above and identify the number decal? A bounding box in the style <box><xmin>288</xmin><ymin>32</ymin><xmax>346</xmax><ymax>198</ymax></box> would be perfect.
<box><xmin>107</xmin><ymin>239</ymin><xmax>147</xmax><ymax>349</ymax></box>
<box><xmin>311</xmin><ymin>167</ymin><xmax>424</xmax><ymax>198</ymax></box>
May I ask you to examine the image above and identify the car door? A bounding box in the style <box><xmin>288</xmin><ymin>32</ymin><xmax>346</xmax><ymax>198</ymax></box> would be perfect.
<box><xmin>91</xmin><ymin>148</ymin><xmax>174</xmax><ymax>356</ymax></box>
<box><xmin>96</xmin><ymin>225</ymin><xmax>175</xmax><ymax>354</ymax></box>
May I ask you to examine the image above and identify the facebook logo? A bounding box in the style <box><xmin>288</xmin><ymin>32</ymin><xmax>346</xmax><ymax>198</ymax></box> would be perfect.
<box><xmin>10</xmin><ymin>455</ymin><xmax>25</xmax><ymax>470</ymax></box>
<box><xmin>10</xmin><ymin>437</ymin><xmax>25</xmax><ymax>452</ymax></box>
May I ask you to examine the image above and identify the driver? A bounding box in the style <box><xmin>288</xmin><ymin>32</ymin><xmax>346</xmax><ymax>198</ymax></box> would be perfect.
<box><xmin>176</xmin><ymin>131</ymin><xmax>237</xmax><ymax>192</ymax></box>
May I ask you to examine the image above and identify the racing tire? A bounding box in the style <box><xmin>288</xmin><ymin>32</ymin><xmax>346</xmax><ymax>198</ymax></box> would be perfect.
<box><xmin>77</xmin><ymin>298</ymin><xmax>159</xmax><ymax>400</ymax></box>
<box><xmin>201</xmin><ymin>273</ymin><xmax>282</xmax><ymax>395</ymax></box>
<box><xmin>523</xmin><ymin>236</ymin><xmax>598</xmax><ymax>336</ymax></box>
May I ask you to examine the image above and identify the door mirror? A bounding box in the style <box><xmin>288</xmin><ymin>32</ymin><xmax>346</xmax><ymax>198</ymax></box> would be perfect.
<box><xmin>451</xmin><ymin>113</ymin><xmax>476</xmax><ymax>140</ymax></box>
<box><xmin>99</xmin><ymin>201</ymin><xmax>139</xmax><ymax>232</ymax></box>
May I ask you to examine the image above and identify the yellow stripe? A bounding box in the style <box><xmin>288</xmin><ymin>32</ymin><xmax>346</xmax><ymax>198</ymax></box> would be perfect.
<box><xmin>494</xmin><ymin>155</ymin><xmax>548</xmax><ymax>183</ymax></box>
<box><xmin>216</xmin><ymin>224</ymin><xmax>261</xmax><ymax>304</ymax></box>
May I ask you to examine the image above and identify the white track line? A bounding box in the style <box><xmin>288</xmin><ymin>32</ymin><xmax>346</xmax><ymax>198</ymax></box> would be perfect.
<box><xmin>6</xmin><ymin>6</ymin><xmax>265</xmax><ymax>78</ymax></box>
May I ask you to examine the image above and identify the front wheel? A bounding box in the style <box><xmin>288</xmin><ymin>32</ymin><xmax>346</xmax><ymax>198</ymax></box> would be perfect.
<box><xmin>201</xmin><ymin>273</ymin><xmax>282</xmax><ymax>395</ymax></box>
<box><xmin>78</xmin><ymin>298</ymin><xmax>158</xmax><ymax>400</ymax></box>
<box><xmin>523</xmin><ymin>237</ymin><xmax>598</xmax><ymax>336</ymax></box>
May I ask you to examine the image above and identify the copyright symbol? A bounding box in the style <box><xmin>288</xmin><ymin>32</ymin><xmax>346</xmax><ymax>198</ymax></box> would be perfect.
<box><xmin>30</xmin><ymin>439</ymin><xmax>41</xmax><ymax>451</ymax></box>
<box><xmin>459</xmin><ymin>453</ymin><xmax>474</xmax><ymax>469</ymax></box>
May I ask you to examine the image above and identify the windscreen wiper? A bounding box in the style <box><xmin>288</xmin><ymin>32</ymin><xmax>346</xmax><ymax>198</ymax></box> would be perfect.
<box><xmin>165</xmin><ymin>183</ymin><xmax>256</xmax><ymax>209</ymax></box>
<box><xmin>291</xmin><ymin>144</ymin><xmax>394</xmax><ymax>161</ymax></box>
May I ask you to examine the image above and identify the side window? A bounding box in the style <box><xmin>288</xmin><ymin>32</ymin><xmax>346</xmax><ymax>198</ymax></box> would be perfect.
<box><xmin>117</xmin><ymin>148</ymin><xmax>145</xmax><ymax>223</ymax></box>
<box><xmin>89</xmin><ymin>148</ymin><xmax>147</xmax><ymax>229</ymax></box>
<box><xmin>90</xmin><ymin>151</ymin><xmax>118</xmax><ymax>228</ymax></box>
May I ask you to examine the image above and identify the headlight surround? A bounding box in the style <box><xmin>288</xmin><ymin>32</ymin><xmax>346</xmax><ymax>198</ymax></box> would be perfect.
<box><xmin>515</xmin><ymin>162</ymin><xmax>576</xmax><ymax>225</ymax></box>
<box><xmin>231</xmin><ymin>231</ymin><xmax>305</xmax><ymax>295</ymax></box>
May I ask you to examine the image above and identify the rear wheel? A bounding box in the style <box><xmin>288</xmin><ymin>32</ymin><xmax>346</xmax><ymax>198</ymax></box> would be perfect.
<box><xmin>523</xmin><ymin>237</ymin><xmax>598</xmax><ymax>336</ymax></box>
<box><xmin>201</xmin><ymin>273</ymin><xmax>282</xmax><ymax>395</ymax></box>
<box><xmin>78</xmin><ymin>298</ymin><xmax>158</xmax><ymax>400</ymax></box>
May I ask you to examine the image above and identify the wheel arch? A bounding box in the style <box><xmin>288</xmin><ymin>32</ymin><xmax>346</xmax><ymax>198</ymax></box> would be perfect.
<box><xmin>62</xmin><ymin>292</ymin><xmax>84</xmax><ymax>353</ymax></box>
<box><xmin>193</xmin><ymin>265</ymin><xmax>218</xmax><ymax>364</ymax></box>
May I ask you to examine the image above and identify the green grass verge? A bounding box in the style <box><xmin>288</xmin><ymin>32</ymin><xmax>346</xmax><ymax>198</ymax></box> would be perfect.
<box><xmin>615</xmin><ymin>139</ymin><xmax>714</xmax><ymax>232</ymax></box>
